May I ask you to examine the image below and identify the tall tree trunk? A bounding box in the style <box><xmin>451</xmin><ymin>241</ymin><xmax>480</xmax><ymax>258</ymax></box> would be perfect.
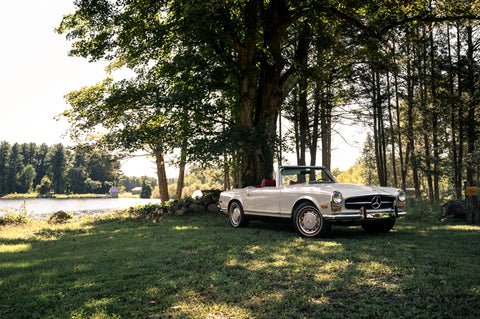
<box><xmin>176</xmin><ymin>146</ymin><xmax>187</xmax><ymax>199</ymax></box>
<box><xmin>237</xmin><ymin>1</ymin><xmax>301</xmax><ymax>186</ymax></box>
<box><xmin>393</xmin><ymin>39</ymin><xmax>406</xmax><ymax>191</ymax></box>
<box><xmin>429</xmin><ymin>22</ymin><xmax>440</xmax><ymax>203</ymax></box>
<box><xmin>406</xmin><ymin>38</ymin><xmax>421</xmax><ymax>198</ymax></box>
<box><xmin>236</xmin><ymin>0</ymin><xmax>260</xmax><ymax>187</ymax></box>
<box><xmin>447</xmin><ymin>24</ymin><xmax>460</xmax><ymax>200</ymax></box>
<box><xmin>310</xmin><ymin>83</ymin><xmax>321</xmax><ymax>166</ymax></box>
<box><xmin>379</xmin><ymin>71</ymin><xmax>388</xmax><ymax>186</ymax></box>
<box><xmin>372</xmin><ymin>66</ymin><xmax>387</xmax><ymax>186</ymax></box>
<box><xmin>386</xmin><ymin>72</ymin><xmax>398</xmax><ymax>188</ymax></box>
<box><xmin>296</xmin><ymin>28</ymin><xmax>310</xmax><ymax>166</ymax></box>
<box><xmin>278</xmin><ymin>108</ymin><xmax>283</xmax><ymax>167</ymax></box>
<box><xmin>224</xmin><ymin>154</ymin><xmax>230</xmax><ymax>190</ymax></box>
<box><xmin>298</xmin><ymin>80</ymin><xmax>308</xmax><ymax>166</ymax></box>
<box><xmin>465</xmin><ymin>25</ymin><xmax>479</xmax><ymax>224</ymax></box>
<box><xmin>154</xmin><ymin>146</ymin><xmax>169</xmax><ymax>202</ymax></box>
<box><xmin>320</xmin><ymin>88</ymin><xmax>332</xmax><ymax>170</ymax></box>
<box><xmin>241</xmin><ymin>0</ymin><xmax>292</xmax><ymax>186</ymax></box>
<box><xmin>456</xmin><ymin>24</ymin><xmax>465</xmax><ymax>200</ymax></box>
<box><xmin>423</xmin><ymin>131</ymin><xmax>434</xmax><ymax>202</ymax></box>
<box><xmin>420</xmin><ymin>28</ymin><xmax>434</xmax><ymax>203</ymax></box>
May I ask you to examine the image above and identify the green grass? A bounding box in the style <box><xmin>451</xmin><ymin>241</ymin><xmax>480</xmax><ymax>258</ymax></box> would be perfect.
<box><xmin>1</xmin><ymin>212</ymin><xmax>479</xmax><ymax>318</ymax></box>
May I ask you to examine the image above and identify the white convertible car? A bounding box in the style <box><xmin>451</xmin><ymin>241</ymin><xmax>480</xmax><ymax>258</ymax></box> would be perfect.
<box><xmin>219</xmin><ymin>166</ymin><xmax>406</xmax><ymax>237</ymax></box>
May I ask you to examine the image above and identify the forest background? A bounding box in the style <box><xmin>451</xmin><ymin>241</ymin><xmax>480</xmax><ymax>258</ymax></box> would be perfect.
<box><xmin>3</xmin><ymin>1</ymin><xmax>480</xmax><ymax>216</ymax></box>
<box><xmin>0</xmin><ymin>141</ymin><xmax>158</xmax><ymax>197</ymax></box>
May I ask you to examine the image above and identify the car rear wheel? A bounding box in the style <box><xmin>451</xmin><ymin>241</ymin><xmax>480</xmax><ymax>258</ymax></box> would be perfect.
<box><xmin>293</xmin><ymin>202</ymin><xmax>331</xmax><ymax>238</ymax></box>
<box><xmin>228</xmin><ymin>201</ymin><xmax>249</xmax><ymax>228</ymax></box>
<box><xmin>361</xmin><ymin>219</ymin><xmax>395</xmax><ymax>233</ymax></box>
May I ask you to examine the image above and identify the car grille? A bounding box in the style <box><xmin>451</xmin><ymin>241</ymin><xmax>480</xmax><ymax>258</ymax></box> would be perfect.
<box><xmin>345</xmin><ymin>195</ymin><xmax>395</xmax><ymax>210</ymax></box>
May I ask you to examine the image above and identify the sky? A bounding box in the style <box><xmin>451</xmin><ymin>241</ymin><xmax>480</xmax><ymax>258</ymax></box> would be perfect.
<box><xmin>0</xmin><ymin>1</ymin><xmax>365</xmax><ymax>179</ymax></box>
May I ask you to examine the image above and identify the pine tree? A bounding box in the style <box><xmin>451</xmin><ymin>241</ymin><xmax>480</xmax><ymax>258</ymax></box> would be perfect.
<box><xmin>0</xmin><ymin>142</ymin><xmax>10</xmax><ymax>195</ymax></box>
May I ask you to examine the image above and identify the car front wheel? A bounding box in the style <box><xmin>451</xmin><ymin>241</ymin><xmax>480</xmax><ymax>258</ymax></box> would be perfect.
<box><xmin>293</xmin><ymin>202</ymin><xmax>331</xmax><ymax>238</ymax></box>
<box><xmin>228</xmin><ymin>201</ymin><xmax>249</xmax><ymax>228</ymax></box>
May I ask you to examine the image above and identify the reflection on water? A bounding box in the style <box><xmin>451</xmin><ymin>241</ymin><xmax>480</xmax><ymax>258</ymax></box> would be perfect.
<box><xmin>0</xmin><ymin>198</ymin><xmax>162</xmax><ymax>219</ymax></box>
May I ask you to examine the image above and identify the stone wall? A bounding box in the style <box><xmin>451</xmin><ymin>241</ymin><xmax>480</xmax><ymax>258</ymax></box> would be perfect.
<box><xmin>170</xmin><ymin>190</ymin><xmax>221</xmax><ymax>216</ymax></box>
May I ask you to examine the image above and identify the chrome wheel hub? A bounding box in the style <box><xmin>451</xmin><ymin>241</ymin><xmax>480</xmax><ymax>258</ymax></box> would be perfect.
<box><xmin>301</xmin><ymin>211</ymin><xmax>320</xmax><ymax>232</ymax></box>
<box><xmin>231</xmin><ymin>206</ymin><xmax>241</xmax><ymax>225</ymax></box>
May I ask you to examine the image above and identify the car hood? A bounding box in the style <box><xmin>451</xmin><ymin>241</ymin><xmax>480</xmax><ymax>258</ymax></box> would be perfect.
<box><xmin>309</xmin><ymin>183</ymin><xmax>401</xmax><ymax>197</ymax></box>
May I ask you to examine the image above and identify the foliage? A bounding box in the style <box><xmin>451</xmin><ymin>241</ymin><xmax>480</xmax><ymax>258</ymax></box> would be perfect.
<box><xmin>1</xmin><ymin>214</ymin><xmax>479</xmax><ymax>318</ymax></box>
<box><xmin>56</xmin><ymin>0</ymin><xmax>480</xmax><ymax>191</ymax></box>
<box><xmin>404</xmin><ymin>199</ymin><xmax>443</xmax><ymax>222</ymax></box>
<box><xmin>119</xmin><ymin>175</ymin><xmax>157</xmax><ymax>193</ymax></box>
<box><xmin>335</xmin><ymin>163</ymin><xmax>368</xmax><ymax>185</ymax></box>
<box><xmin>47</xmin><ymin>211</ymin><xmax>73</xmax><ymax>224</ymax></box>
<box><xmin>36</xmin><ymin>175</ymin><xmax>52</xmax><ymax>196</ymax></box>
<box><xmin>0</xmin><ymin>204</ymin><xmax>31</xmax><ymax>225</ymax></box>
<box><xmin>0</xmin><ymin>141</ymin><xmax>122</xmax><ymax>196</ymax></box>
<box><xmin>18</xmin><ymin>164</ymin><xmax>36</xmax><ymax>193</ymax></box>
<box><xmin>140</xmin><ymin>179</ymin><xmax>152</xmax><ymax>199</ymax></box>
<box><xmin>0</xmin><ymin>212</ymin><xmax>31</xmax><ymax>226</ymax></box>
<box><xmin>1</xmin><ymin>193</ymin><xmax>40</xmax><ymax>199</ymax></box>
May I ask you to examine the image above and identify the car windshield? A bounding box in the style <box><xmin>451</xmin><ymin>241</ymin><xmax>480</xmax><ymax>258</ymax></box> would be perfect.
<box><xmin>280</xmin><ymin>167</ymin><xmax>336</xmax><ymax>185</ymax></box>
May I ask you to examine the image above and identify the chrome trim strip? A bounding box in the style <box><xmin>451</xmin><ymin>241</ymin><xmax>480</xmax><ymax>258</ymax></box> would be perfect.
<box><xmin>323</xmin><ymin>210</ymin><xmax>406</xmax><ymax>221</ymax></box>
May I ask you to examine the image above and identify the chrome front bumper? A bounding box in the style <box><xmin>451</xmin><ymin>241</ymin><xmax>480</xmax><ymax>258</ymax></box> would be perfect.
<box><xmin>323</xmin><ymin>210</ymin><xmax>406</xmax><ymax>221</ymax></box>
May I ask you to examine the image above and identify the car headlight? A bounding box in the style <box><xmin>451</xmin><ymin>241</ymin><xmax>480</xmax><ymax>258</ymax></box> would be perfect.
<box><xmin>397</xmin><ymin>190</ymin><xmax>406</xmax><ymax>209</ymax></box>
<box><xmin>332</xmin><ymin>191</ymin><xmax>343</xmax><ymax>204</ymax></box>
<box><xmin>331</xmin><ymin>191</ymin><xmax>343</xmax><ymax>212</ymax></box>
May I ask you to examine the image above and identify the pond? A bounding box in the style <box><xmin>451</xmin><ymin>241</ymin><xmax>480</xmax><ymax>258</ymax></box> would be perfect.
<box><xmin>0</xmin><ymin>198</ymin><xmax>162</xmax><ymax>220</ymax></box>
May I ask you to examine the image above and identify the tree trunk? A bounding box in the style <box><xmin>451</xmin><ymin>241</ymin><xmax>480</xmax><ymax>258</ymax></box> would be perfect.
<box><xmin>298</xmin><ymin>80</ymin><xmax>308</xmax><ymax>166</ymax></box>
<box><xmin>238</xmin><ymin>0</ymin><xmax>299</xmax><ymax>186</ymax></box>
<box><xmin>428</xmin><ymin>23</ymin><xmax>440</xmax><ymax>203</ymax></box>
<box><xmin>310</xmin><ymin>83</ymin><xmax>321</xmax><ymax>166</ymax></box>
<box><xmin>393</xmin><ymin>39</ymin><xmax>407</xmax><ymax>191</ymax></box>
<box><xmin>447</xmin><ymin>24</ymin><xmax>460</xmax><ymax>200</ymax></box>
<box><xmin>456</xmin><ymin>24</ymin><xmax>465</xmax><ymax>200</ymax></box>
<box><xmin>406</xmin><ymin>38</ymin><xmax>421</xmax><ymax>198</ymax></box>
<box><xmin>154</xmin><ymin>146</ymin><xmax>169</xmax><ymax>203</ymax></box>
<box><xmin>386</xmin><ymin>72</ymin><xmax>398</xmax><ymax>188</ymax></box>
<box><xmin>372</xmin><ymin>66</ymin><xmax>387</xmax><ymax>186</ymax></box>
<box><xmin>320</xmin><ymin>87</ymin><xmax>332</xmax><ymax>170</ymax></box>
<box><xmin>420</xmin><ymin>30</ymin><xmax>434</xmax><ymax>202</ymax></box>
<box><xmin>175</xmin><ymin>147</ymin><xmax>187</xmax><ymax>199</ymax></box>
<box><xmin>465</xmin><ymin>25</ymin><xmax>479</xmax><ymax>224</ymax></box>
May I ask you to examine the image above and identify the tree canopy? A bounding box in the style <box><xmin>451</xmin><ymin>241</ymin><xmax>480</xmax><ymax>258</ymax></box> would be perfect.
<box><xmin>57</xmin><ymin>0</ymin><xmax>480</xmax><ymax>203</ymax></box>
<box><xmin>0</xmin><ymin>142</ymin><xmax>126</xmax><ymax>196</ymax></box>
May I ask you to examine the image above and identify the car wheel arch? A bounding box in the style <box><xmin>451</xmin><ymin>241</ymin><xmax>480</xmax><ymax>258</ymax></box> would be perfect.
<box><xmin>227</xmin><ymin>197</ymin><xmax>244</xmax><ymax>211</ymax></box>
<box><xmin>291</xmin><ymin>198</ymin><xmax>319</xmax><ymax>218</ymax></box>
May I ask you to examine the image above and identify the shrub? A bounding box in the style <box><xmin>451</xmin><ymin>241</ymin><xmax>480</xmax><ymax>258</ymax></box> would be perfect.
<box><xmin>140</xmin><ymin>179</ymin><xmax>152</xmax><ymax>199</ymax></box>
<box><xmin>405</xmin><ymin>199</ymin><xmax>442</xmax><ymax>222</ymax></box>
<box><xmin>36</xmin><ymin>176</ymin><xmax>52</xmax><ymax>195</ymax></box>
<box><xmin>48</xmin><ymin>211</ymin><xmax>73</xmax><ymax>224</ymax></box>
<box><xmin>0</xmin><ymin>204</ymin><xmax>31</xmax><ymax>225</ymax></box>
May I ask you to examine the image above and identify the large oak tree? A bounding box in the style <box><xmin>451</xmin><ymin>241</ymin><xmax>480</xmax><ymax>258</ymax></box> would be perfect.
<box><xmin>58</xmin><ymin>0</ymin><xmax>480</xmax><ymax>186</ymax></box>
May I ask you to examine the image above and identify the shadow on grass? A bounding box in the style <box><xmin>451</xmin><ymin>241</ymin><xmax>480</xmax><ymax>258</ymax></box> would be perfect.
<box><xmin>1</xmin><ymin>214</ymin><xmax>479</xmax><ymax>318</ymax></box>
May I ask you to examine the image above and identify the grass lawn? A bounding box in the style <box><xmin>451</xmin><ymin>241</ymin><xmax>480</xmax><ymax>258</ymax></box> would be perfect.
<box><xmin>1</xmin><ymin>212</ymin><xmax>479</xmax><ymax>318</ymax></box>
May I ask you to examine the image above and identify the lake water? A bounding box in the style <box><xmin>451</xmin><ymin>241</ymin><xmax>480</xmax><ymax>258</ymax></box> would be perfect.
<box><xmin>0</xmin><ymin>198</ymin><xmax>162</xmax><ymax>220</ymax></box>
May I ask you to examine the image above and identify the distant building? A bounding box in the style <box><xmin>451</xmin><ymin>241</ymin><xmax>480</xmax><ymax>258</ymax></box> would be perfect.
<box><xmin>109</xmin><ymin>187</ymin><xmax>119</xmax><ymax>198</ymax></box>
<box><xmin>131</xmin><ymin>187</ymin><xmax>142</xmax><ymax>195</ymax></box>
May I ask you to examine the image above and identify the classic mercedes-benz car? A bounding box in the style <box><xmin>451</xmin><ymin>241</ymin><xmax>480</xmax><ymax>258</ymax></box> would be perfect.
<box><xmin>219</xmin><ymin>166</ymin><xmax>406</xmax><ymax>237</ymax></box>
